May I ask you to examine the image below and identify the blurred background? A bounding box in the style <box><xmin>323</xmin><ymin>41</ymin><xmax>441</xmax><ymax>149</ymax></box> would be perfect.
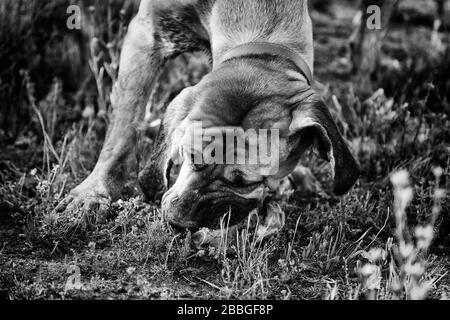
<box><xmin>0</xmin><ymin>0</ymin><xmax>449</xmax><ymax>172</ymax></box>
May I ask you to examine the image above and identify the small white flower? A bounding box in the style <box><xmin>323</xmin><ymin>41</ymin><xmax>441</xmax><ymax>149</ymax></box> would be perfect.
<box><xmin>359</xmin><ymin>264</ymin><xmax>381</xmax><ymax>290</ymax></box>
<box><xmin>97</xmin><ymin>109</ymin><xmax>107</xmax><ymax>118</ymax></box>
<box><xmin>394</xmin><ymin>187</ymin><xmax>414</xmax><ymax>217</ymax></box>
<box><xmin>30</xmin><ymin>168</ymin><xmax>37</xmax><ymax>176</ymax></box>
<box><xmin>82</xmin><ymin>105</ymin><xmax>95</xmax><ymax>119</ymax></box>
<box><xmin>390</xmin><ymin>170</ymin><xmax>410</xmax><ymax>188</ymax></box>
<box><xmin>415</xmin><ymin>225</ymin><xmax>433</xmax><ymax>239</ymax></box>
<box><xmin>363</xmin><ymin>248</ymin><xmax>386</xmax><ymax>262</ymax></box>
<box><xmin>415</xmin><ymin>225</ymin><xmax>434</xmax><ymax>249</ymax></box>
<box><xmin>404</xmin><ymin>262</ymin><xmax>425</xmax><ymax>277</ymax></box>
<box><xmin>432</xmin><ymin>167</ymin><xmax>443</xmax><ymax>178</ymax></box>
<box><xmin>399</xmin><ymin>241</ymin><xmax>414</xmax><ymax>258</ymax></box>
<box><xmin>432</xmin><ymin>206</ymin><xmax>440</xmax><ymax>216</ymax></box>
<box><xmin>409</xmin><ymin>281</ymin><xmax>432</xmax><ymax>300</ymax></box>
<box><xmin>390</xmin><ymin>278</ymin><xmax>402</xmax><ymax>293</ymax></box>
<box><xmin>415</xmin><ymin>225</ymin><xmax>433</xmax><ymax>238</ymax></box>
<box><xmin>396</xmin><ymin>187</ymin><xmax>414</xmax><ymax>206</ymax></box>
<box><xmin>434</xmin><ymin>188</ymin><xmax>446</xmax><ymax>199</ymax></box>
<box><xmin>359</xmin><ymin>263</ymin><xmax>378</xmax><ymax>277</ymax></box>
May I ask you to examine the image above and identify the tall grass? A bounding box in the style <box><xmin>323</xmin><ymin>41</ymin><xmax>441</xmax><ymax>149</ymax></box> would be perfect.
<box><xmin>353</xmin><ymin>168</ymin><xmax>446</xmax><ymax>300</ymax></box>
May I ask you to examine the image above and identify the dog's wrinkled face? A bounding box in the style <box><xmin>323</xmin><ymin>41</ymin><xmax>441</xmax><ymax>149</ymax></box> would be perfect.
<box><xmin>162</xmin><ymin>163</ymin><xmax>266</xmax><ymax>229</ymax></box>
<box><xmin>161</xmin><ymin>58</ymin><xmax>359</xmax><ymax>230</ymax></box>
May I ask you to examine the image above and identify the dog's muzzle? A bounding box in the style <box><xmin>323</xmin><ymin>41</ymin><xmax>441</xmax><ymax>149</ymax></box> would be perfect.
<box><xmin>162</xmin><ymin>188</ymin><xmax>261</xmax><ymax>230</ymax></box>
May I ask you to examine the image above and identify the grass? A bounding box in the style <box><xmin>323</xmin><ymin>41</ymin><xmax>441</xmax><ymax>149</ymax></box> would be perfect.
<box><xmin>0</xmin><ymin>0</ymin><xmax>449</xmax><ymax>300</ymax></box>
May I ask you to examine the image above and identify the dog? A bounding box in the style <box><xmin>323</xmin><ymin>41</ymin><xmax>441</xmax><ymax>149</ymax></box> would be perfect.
<box><xmin>57</xmin><ymin>0</ymin><xmax>360</xmax><ymax>231</ymax></box>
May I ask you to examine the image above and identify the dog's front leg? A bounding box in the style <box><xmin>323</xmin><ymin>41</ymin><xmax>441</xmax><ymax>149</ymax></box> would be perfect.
<box><xmin>57</xmin><ymin>9</ymin><xmax>164</xmax><ymax>225</ymax></box>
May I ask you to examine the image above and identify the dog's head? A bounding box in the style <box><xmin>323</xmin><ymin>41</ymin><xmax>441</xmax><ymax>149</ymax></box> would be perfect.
<box><xmin>161</xmin><ymin>57</ymin><xmax>359</xmax><ymax>230</ymax></box>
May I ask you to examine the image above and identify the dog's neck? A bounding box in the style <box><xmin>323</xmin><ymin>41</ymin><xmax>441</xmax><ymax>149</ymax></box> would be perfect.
<box><xmin>213</xmin><ymin>42</ymin><xmax>313</xmax><ymax>86</ymax></box>
<box><xmin>208</xmin><ymin>0</ymin><xmax>314</xmax><ymax>75</ymax></box>
<box><xmin>212</xmin><ymin>42</ymin><xmax>314</xmax><ymax>78</ymax></box>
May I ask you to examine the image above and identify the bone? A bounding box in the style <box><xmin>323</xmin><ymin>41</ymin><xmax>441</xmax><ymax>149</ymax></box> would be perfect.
<box><xmin>191</xmin><ymin>220</ymin><xmax>244</xmax><ymax>250</ymax></box>
<box><xmin>191</xmin><ymin>228</ymin><xmax>224</xmax><ymax>249</ymax></box>
<box><xmin>191</xmin><ymin>202</ymin><xmax>286</xmax><ymax>250</ymax></box>
<box><xmin>256</xmin><ymin>202</ymin><xmax>285</xmax><ymax>241</ymax></box>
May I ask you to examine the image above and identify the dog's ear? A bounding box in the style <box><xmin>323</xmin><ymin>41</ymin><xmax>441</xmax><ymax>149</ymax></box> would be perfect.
<box><xmin>289</xmin><ymin>96</ymin><xmax>360</xmax><ymax>195</ymax></box>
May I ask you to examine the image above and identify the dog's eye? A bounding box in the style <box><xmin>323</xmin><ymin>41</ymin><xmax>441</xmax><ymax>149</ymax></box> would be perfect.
<box><xmin>222</xmin><ymin>167</ymin><xmax>263</xmax><ymax>188</ymax></box>
<box><xmin>224</xmin><ymin>170</ymin><xmax>253</xmax><ymax>187</ymax></box>
<box><xmin>192</xmin><ymin>163</ymin><xmax>208</xmax><ymax>172</ymax></box>
<box><xmin>223</xmin><ymin>169</ymin><xmax>238</xmax><ymax>183</ymax></box>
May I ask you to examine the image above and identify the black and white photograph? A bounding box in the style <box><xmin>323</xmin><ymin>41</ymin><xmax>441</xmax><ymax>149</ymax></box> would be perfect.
<box><xmin>0</xmin><ymin>0</ymin><xmax>449</xmax><ymax>305</ymax></box>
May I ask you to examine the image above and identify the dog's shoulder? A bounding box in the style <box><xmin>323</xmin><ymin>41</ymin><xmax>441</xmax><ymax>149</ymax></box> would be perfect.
<box><xmin>150</xmin><ymin>0</ymin><xmax>214</xmax><ymax>56</ymax></box>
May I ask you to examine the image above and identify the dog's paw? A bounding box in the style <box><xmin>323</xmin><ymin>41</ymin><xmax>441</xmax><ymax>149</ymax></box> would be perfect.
<box><xmin>56</xmin><ymin>178</ymin><xmax>113</xmax><ymax>227</ymax></box>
